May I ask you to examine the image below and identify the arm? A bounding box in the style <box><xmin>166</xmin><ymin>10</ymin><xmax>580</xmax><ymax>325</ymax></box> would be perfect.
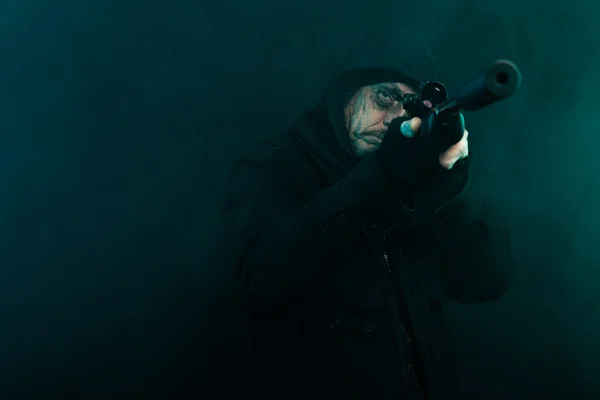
<box><xmin>430</xmin><ymin>168</ymin><xmax>516</xmax><ymax>304</ymax></box>
<box><xmin>221</xmin><ymin>143</ymin><xmax>399</xmax><ymax>312</ymax></box>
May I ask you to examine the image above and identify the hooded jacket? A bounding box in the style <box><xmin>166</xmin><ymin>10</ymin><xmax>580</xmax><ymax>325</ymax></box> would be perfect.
<box><xmin>220</xmin><ymin>30</ymin><xmax>515</xmax><ymax>400</ymax></box>
<box><xmin>297</xmin><ymin>30</ymin><xmax>440</xmax><ymax>184</ymax></box>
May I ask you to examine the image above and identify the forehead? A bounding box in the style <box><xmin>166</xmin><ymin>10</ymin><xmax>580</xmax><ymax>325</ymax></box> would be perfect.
<box><xmin>368</xmin><ymin>82</ymin><xmax>415</xmax><ymax>94</ymax></box>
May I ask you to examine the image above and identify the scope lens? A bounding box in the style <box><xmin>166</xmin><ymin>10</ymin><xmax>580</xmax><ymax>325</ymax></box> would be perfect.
<box><xmin>421</xmin><ymin>82</ymin><xmax>448</xmax><ymax>106</ymax></box>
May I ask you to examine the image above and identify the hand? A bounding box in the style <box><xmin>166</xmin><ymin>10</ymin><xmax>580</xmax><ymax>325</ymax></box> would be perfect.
<box><xmin>400</xmin><ymin>117</ymin><xmax>469</xmax><ymax>170</ymax></box>
<box><xmin>375</xmin><ymin>115</ymin><xmax>470</xmax><ymax>199</ymax></box>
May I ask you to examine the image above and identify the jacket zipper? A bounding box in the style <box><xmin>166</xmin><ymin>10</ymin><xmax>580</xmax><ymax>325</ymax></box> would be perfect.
<box><xmin>383</xmin><ymin>244</ymin><xmax>423</xmax><ymax>396</ymax></box>
<box><xmin>383</xmin><ymin>249</ymin><xmax>412</xmax><ymax>344</ymax></box>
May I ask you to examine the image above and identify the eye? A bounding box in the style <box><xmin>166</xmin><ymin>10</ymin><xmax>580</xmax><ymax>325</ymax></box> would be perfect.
<box><xmin>376</xmin><ymin>90</ymin><xmax>397</xmax><ymax>108</ymax></box>
<box><xmin>377</xmin><ymin>91</ymin><xmax>394</xmax><ymax>103</ymax></box>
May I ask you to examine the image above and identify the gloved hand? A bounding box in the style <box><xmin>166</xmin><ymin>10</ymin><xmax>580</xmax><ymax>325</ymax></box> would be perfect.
<box><xmin>375</xmin><ymin>115</ymin><xmax>469</xmax><ymax>207</ymax></box>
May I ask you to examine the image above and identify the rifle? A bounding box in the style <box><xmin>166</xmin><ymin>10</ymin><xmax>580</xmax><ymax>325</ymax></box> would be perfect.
<box><xmin>402</xmin><ymin>59</ymin><xmax>522</xmax><ymax>151</ymax></box>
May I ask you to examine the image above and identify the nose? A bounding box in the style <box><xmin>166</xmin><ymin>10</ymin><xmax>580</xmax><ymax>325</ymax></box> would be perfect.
<box><xmin>396</xmin><ymin>105</ymin><xmax>408</xmax><ymax>118</ymax></box>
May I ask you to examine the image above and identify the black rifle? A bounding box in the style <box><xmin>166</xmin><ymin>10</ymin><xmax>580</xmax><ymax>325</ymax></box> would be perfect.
<box><xmin>402</xmin><ymin>59</ymin><xmax>522</xmax><ymax>151</ymax></box>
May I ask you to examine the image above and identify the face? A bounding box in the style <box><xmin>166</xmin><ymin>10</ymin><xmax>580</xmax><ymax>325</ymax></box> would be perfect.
<box><xmin>344</xmin><ymin>82</ymin><xmax>415</xmax><ymax>156</ymax></box>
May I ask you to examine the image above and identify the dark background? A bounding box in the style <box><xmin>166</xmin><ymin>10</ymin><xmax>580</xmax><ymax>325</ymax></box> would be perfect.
<box><xmin>0</xmin><ymin>0</ymin><xmax>598</xmax><ymax>398</ymax></box>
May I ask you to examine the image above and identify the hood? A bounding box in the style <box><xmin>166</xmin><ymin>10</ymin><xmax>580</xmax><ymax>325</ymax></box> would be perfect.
<box><xmin>292</xmin><ymin>29</ymin><xmax>441</xmax><ymax>184</ymax></box>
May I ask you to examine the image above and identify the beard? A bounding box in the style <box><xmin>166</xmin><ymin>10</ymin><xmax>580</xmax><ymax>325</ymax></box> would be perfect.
<box><xmin>345</xmin><ymin>91</ymin><xmax>387</xmax><ymax>156</ymax></box>
<box><xmin>350</xmin><ymin>128</ymin><xmax>387</xmax><ymax>157</ymax></box>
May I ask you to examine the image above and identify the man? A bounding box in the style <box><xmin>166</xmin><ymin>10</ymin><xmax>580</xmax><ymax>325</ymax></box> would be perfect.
<box><xmin>220</xmin><ymin>30</ymin><xmax>515</xmax><ymax>400</ymax></box>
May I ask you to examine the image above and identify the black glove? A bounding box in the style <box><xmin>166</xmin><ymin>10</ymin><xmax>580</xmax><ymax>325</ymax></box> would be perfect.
<box><xmin>375</xmin><ymin>116</ymin><xmax>468</xmax><ymax>209</ymax></box>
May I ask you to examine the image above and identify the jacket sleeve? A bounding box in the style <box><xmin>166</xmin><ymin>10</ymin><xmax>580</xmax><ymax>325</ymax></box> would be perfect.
<box><xmin>221</xmin><ymin>144</ymin><xmax>400</xmax><ymax>311</ymax></box>
<box><xmin>430</xmin><ymin>168</ymin><xmax>516</xmax><ymax>304</ymax></box>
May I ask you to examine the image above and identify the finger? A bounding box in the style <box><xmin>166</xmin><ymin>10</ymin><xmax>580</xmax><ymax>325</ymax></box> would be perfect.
<box><xmin>438</xmin><ymin>154</ymin><xmax>454</xmax><ymax>170</ymax></box>
<box><xmin>460</xmin><ymin>131</ymin><xmax>469</xmax><ymax>158</ymax></box>
<box><xmin>448</xmin><ymin>129</ymin><xmax>468</xmax><ymax>154</ymax></box>
<box><xmin>400</xmin><ymin>120</ymin><xmax>414</xmax><ymax>138</ymax></box>
<box><xmin>439</xmin><ymin>149</ymin><xmax>458</xmax><ymax>169</ymax></box>
<box><xmin>410</xmin><ymin>117</ymin><xmax>422</xmax><ymax>133</ymax></box>
<box><xmin>439</xmin><ymin>137</ymin><xmax>468</xmax><ymax>169</ymax></box>
<box><xmin>400</xmin><ymin>117</ymin><xmax>421</xmax><ymax>138</ymax></box>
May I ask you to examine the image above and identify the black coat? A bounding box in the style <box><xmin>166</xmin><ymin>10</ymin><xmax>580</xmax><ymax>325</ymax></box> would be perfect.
<box><xmin>217</xmin><ymin>30</ymin><xmax>515</xmax><ymax>400</ymax></box>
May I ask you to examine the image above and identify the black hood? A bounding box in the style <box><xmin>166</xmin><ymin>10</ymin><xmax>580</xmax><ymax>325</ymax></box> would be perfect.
<box><xmin>292</xmin><ymin>30</ymin><xmax>441</xmax><ymax>184</ymax></box>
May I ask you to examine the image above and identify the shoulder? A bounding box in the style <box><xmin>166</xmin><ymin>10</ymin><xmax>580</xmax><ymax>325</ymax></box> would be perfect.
<box><xmin>232</xmin><ymin>132</ymin><xmax>314</xmax><ymax>177</ymax></box>
<box><xmin>227</xmin><ymin>131</ymin><xmax>324</xmax><ymax>202</ymax></box>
